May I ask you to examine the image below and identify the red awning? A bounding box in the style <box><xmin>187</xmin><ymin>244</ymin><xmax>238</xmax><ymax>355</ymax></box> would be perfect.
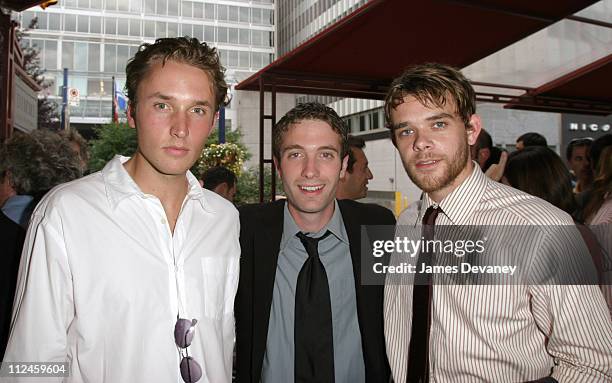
<box><xmin>0</xmin><ymin>0</ymin><xmax>54</xmax><ymax>11</ymax></box>
<box><xmin>236</xmin><ymin>0</ymin><xmax>599</xmax><ymax>100</ymax></box>
<box><xmin>505</xmin><ymin>53</ymin><xmax>612</xmax><ymax>115</ymax></box>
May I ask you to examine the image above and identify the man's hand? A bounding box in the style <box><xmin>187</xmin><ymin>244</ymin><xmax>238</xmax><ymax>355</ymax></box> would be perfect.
<box><xmin>485</xmin><ymin>150</ymin><xmax>508</xmax><ymax>182</ymax></box>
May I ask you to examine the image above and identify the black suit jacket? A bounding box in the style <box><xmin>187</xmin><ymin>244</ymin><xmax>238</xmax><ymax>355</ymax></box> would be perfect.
<box><xmin>235</xmin><ymin>199</ymin><xmax>395</xmax><ymax>383</ymax></box>
<box><xmin>0</xmin><ymin>212</ymin><xmax>26</xmax><ymax>360</ymax></box>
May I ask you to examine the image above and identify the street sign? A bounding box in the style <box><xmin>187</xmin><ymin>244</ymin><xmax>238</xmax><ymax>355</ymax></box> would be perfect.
<box><xmin>68</xmin><ymin>87</ymin><xmax>80</xmax><ymax>107</ymax></box>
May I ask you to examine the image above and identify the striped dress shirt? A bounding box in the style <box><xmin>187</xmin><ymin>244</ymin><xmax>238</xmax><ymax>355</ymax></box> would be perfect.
<box><xmin>384</xmin><ymin>165</ymin><xmax>612</xmax><ymax>382</ymax></box>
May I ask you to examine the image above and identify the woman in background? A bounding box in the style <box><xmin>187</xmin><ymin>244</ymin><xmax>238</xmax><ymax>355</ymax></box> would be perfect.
<box><xmin>503</xmin><ymin>146</ymin><xmax>610</xmax><ymax>316</ymax></box>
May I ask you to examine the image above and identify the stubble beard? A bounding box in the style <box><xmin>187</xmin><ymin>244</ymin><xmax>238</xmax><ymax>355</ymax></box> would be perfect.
<box><xmin>403</xmin><ymin>140</ymin><xmax>470</xmax><ymax>193</ymax></box>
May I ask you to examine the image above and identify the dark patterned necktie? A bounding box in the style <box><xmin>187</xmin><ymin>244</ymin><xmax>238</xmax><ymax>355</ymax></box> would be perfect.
<box><xmin>294</xmin><ymin>230</ymin><xmax>334</xmax><ymax>383</ymax></box>
<box><xmin>407</xmin><ymin>206</ymin><xmax>440</xmax><ymax>383</ymax></box>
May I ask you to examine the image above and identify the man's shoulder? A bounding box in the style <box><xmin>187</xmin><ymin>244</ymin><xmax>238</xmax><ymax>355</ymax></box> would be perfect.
<box><xmin>338</xmin><ymin>199</ymin><xmax>396</xmax><ymax>224</ymax></box>
<box><xmin>238</xmin><ymin>199</ymin><xmax>284</xmax><ymax>218</ymax></box>
<box><xmin>484</xmin><ymin>181</ymin><xmax>574</xmax><ymax>225</ymax></box>
<box><xmin>36</xmin><ymin>172</ymin><xmax>106</xmax><ymax>212</ymax></box>
<box><xmin>200</xmin><ymin>188</ymin><xmax>238</xmax><ymax>217</ymax></box>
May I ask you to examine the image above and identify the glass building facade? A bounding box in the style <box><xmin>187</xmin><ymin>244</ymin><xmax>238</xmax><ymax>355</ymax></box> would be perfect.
<box><xmin>17</xmin><ymin>0</ymin><xmax>275</xmax><ymax>125</ymax></box>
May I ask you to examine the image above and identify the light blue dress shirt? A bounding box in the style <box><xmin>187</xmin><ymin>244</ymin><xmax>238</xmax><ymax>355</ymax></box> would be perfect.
<box><xmin>261</xmin><ymin>200</ymin><xmax>365</xmax><ymax>383</ymax></box>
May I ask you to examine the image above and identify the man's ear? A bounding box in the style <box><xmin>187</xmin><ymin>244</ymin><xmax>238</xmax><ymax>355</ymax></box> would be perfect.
<box><xmin>213</xmin><ymin>182</ymin><xmax>229</xmax><ymax>197</ymax></box>
<box><xmin>273</xmin><ymin>156</ymin><xmax>282</xmax><ymax>179</ymax></box>
<box><xmin>127</xmin><ymin>102</ymin><xmax>136</xmax><ymax>129</ymax></box>
<box><xmin>339</xmin><ymin>154</ymin><xmax>349</xmax><ymax>179</ymax></box>
<box><xmin>466</xmin><ymin>114</ymin><xmax>482</xmax><ymax>146</ymax></box>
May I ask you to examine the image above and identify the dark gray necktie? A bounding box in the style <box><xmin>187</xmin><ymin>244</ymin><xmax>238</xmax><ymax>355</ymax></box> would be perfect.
<box><xmin>294</xmin><ymin>230</ymin><xmax>334</xmax><ymax>383</ymax></box>
<box><xmin>407</xmin><ymin>206</ymin><xmax>440</xmax><ymax>383</ymax></box>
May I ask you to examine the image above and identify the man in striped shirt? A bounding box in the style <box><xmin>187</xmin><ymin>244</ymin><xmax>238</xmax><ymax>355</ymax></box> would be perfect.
<box><xmin>383</xmin><ymin>63</ymin><xmax>612</xmax><ymax>382</ymax></box>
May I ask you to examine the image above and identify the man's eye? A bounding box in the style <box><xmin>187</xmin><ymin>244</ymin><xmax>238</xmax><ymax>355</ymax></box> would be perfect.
<box><xmin>398</xmin><ymin>128</ymin><xmax>414</xmax><ymax>136</ymax></box>
<box><xmin>192</xmin><ymin>107</ymin><xmax>206</xmax><ymax>115</ymax></box>
<box><xmin>320</xmin><ymin>152</ymin><xmax>335</xmax><ymax>159</ymax></box>
<box><xmin>154</xmin><ymin>103</ymin><xmax>169</xmax><ymax>111</ymax></box>
<box><xmin>287</xmin><ymin>152</ymin><xmax>301</xmax><ymax>159</ymax></box>
<box><xmin>433</xmin><ymin>121</ymin><xmax>446</xmax><ymax>129</ymax></box>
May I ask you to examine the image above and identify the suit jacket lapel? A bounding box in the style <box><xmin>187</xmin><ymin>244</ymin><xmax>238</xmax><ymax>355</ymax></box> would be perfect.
<box><xmin>252</xmin><ymin>199</ymin><xmax>285</xmax><ymax>380</ymax></box>
<box><xmin>339</xmin><ymin>200</ymin><xmax>362</xmax><ymax>284</ymax></box>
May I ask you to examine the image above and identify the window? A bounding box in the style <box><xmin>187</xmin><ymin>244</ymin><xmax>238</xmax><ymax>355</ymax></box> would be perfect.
<box><xmin>167</xmin><ymin>22</ymin><xmax>178</xmax><ymax>37</ymax></box>
<box><xmin>144</xmin><ymin>20</ymin><xmax>155</xmax><ymax>38</ymax></box>
<box><xmin>117</xmin><ymin>0</ymin><xmax>128</xmax><ymax>11</ymax></box>
<box><xmin>262</xmin><ymin>9</ymin><xmax>273</xmax><ymax>25</ymax></box>
<box><xmin>252</xmin><ymin>8</ymin><xmax>261</xmax><ymax>24</ymax></box>
<box><xmin>65</xmin><ymin>14</ymin><xmax>76</xmax><ymax>32</ymax></box>
<box><xmin>45</xmin><ymin>40</ymin><xmax>58</xmax><ymax>70</ymax></box>
<box><xmin>129</xmin><ymin>19</ymin><xmax>141</xmax><ymax>36</ymax></box>
<box><xmin>229</xmin><ymin>6</ymin><xmax>239</xmax><ymax>22</ymax></box>
<box><xmin>104</xmin><ymin>44</ymin><xmax>116</xmax><ymax>72</ymax></box>
<box><xmin>168</xmin><ymin>0</ymin><xmax>178</xmax><ymax>16</ymax></box>
<box><xmin>21</xmin><ymin>13</ymin><xmax>34</xmax><ymax>28</ymax></box>
<box><xmin>181</xmin><ymin>24</ymin><xmax>192</xmax><ymax>37</ymax></box>
<box><xmin>218</xmin><ymin>5</ymin><xmax>228</xmax><ymax>20</ymax></box>
<box><xmin>217</xmin><ymin>27</ymin><xmax>228</xmax><ymax>43</ymax></box>
<box><xmin>239</xmin><ymin>28</ymin><xmax>249</xmax><ymax>45</ymax></box>
<box><xmin>62</xmin><ymin>41</ymin><xmax>74</xmax><ymax>70</ymax></box>
<box><xmin>193</xmin><ymin>2</ymin><xmax>203</xmax><ymax>18</ymax></box>
<box><xmin>130</xmin><ymin>0</ymin><xmax>142</xmax><ymax>13</ymax></box>
<box><xmin>48</xmin><ymin>14</ymin><xmax>61</xmax><ymax>30</ymax></box>
<box><xmin>88</xmin><ymin>43</ymin><xmax>100</xmax><ymax>71</ymax></box>
<box><xmin>182</xmin><ymin>2</ymin><xmax>192</xmax><ymax>18</ymax></box>
<box><xmin>156</xmin><ymin>21</ymin><xmax>166</xmax><ymax>37</ymax></box>
<box><xmin>74</xmin><ymin>42</ymin><xmax>88</xmax><ymax>71</ymax></box>
<box><xmin>117</xmin><ymin>18</ymin><xmax>128</xmax><ymax>35</ymax></box>
<box><xmin>78</xmin><ymin>0</ymin><xmax>89</xmax><ymax>7</ymax></box>
<box><xmin>105</xmin><ymin>0</ymin><xmax>117</xmax><ymax>10</ymax></box>
<box><xmin>116</xmin><ymin>45</ymin><xmax>129</xmax><ymax>71</ymax></box>
<box><xmin>77</xmin><ymin>15</ymin><xmax>89</xmax><ymax>33</ymax></box>
<box><xmin>105</xmin><ymin>17</ymin><xmax>116</xmax><ymax>35</ymax></box>
<box><xmin>359</xmin><ymin>115</ymin><xmax>366</xmax><ymax>131</ymax></box>
<box><xmin>228</xmin><ymin>28</ymin><xmax>238</xmax><ymax>44</ymax></box>
<box><xmin>144</xmin><ymin>0</ymin><xmax>155</xmax><ymax>15</ymax></box>
<box><xmin>204</xmin><ymin>3</ymin><xmax>214</xmax><ymax>19</ymax></box>
<box><xmin>370</xmin><ymin>112</ymin><xmax>379</xmax><ymax>130</ymax></box>
<box><xmin>90</xmin><ymin>16</ymin><xmax>101</xmax><ymax>33</ymax></box>
<box><xmin>238</xmin><ymin>50</ymin><xmax>249</xmax><ymax>68</ymax></box>
<box><xmin>193</xmin><ymin>24</ymin><xmax>203</xmax><ymax>40</ymax></box>
<box><xmin>156</xmin><ymin>0</ymin><xmax>167</xmax><ymax>15</ymax></box>
<box><xmin>204</xmin><ymin>26</ymin><xmax>214</xmax><ymax>42</ymax></box>
<box><xmin>239</xmin><ymin>7</ymin><xmax>249</xmax><ymax>23</ymax></box>
<box><xmin>227</xmin><ymin>50</ymin><xmax>238</xmax><ymax>67</ymax></box>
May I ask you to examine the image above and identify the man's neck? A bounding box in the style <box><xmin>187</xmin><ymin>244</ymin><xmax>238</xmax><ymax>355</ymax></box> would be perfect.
<box><xmin>288</xmin><ymin>200</ymin><xmax>335</xmax><ymax>233</ymax></box>
<box><xmin>123</xmin><ymin>153</ymin><xmax>189</xmax><ymax>232</ymax></box>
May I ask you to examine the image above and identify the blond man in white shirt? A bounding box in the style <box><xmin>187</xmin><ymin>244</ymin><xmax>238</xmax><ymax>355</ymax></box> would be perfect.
<box><xmin>383</xmin><ymin>63</ymin><xmax>612</xmax><ymax>382</ymax></box>
<box><xmin>2</xmin><ymin>37</ymin><xmax>239</xmax><ymax>383</ymax></box>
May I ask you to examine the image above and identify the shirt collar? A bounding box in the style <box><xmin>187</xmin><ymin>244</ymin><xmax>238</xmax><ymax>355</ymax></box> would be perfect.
<box><xmin>420</xmin><ymin>162</ymin><xmax>488</xmax><ymax>225</ymax></box>
<box><xmin>280</xmin><ymin>199</ymin><xmax>349</xmax><ymax>249</ymax></box>
<box><xmin>101</xmin><ymin>155</ymin><xmax>213</xmax><ymax>212</ymax></box>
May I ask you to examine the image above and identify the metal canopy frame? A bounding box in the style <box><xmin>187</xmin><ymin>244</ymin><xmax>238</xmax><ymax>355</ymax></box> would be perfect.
<box><xmin>504</xmin><ymin>53</ymin><xmax>612</xmax><ymax>115</ymax></box>
<box><xmin>235</xmin><ymin>0</ymin><xmax>603</xmax><ymax>202</ymax></box>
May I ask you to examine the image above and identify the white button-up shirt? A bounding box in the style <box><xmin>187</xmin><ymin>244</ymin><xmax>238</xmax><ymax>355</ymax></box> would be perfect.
<box><xmin>3</xmin><ymin>156</ymin><xmax>240</xmax><ymax>383</ymax></box>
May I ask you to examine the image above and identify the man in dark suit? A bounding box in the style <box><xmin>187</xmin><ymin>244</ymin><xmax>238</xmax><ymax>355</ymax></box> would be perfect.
<box><xmin>0</xmin><ymin>211</ymin><xmax>25</xmax><ymax>360</ymax></box>
<box><xmin>235</xmin><ymin>102</ymin><xmax>394</xmax><ymax>383</ymax></box>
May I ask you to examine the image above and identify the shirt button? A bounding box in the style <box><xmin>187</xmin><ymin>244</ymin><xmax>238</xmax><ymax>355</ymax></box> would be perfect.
<box><xmin>161</xmin><ymin>218</ymin><xmax>166</xmax><ymax>225</ymax></box>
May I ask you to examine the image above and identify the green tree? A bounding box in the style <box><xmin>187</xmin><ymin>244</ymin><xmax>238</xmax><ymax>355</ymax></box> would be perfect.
<box><xmin>235</xmin><ymin>165</ymin><xmax>283</xmax><ymax>205</ymax></box>
<box><xmin>88</xmin><ymin>123</ymin><xmax>137</xmax><ymax>172</ymax></box>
